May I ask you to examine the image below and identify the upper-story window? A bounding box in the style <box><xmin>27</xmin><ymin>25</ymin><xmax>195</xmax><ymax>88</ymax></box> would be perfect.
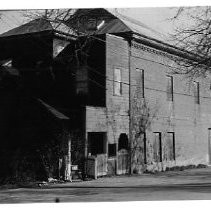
<box><xmin>114</xmin><ymin>68</ymin><xmax>122</xmax><ymax>96</ymax></box>
<box><xmin>193</xmin><ymin>81</ymin><xmax>200</xmax><ymax>104</ymax></box>
<box><xmin>136</xmin><ymin>69</ymin><xmax>144</xmax><ymax>98</ymax></box>
<box><xmin>166</xmin><ymin>75</ymin><xmax>174</xmax><ymax>101</ymax></box>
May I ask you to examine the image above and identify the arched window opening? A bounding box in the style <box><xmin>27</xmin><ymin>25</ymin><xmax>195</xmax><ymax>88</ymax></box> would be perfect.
<box><xmin>118</xmin><ymin>133</ymin><xmax>128</xmax><ymax>151</ymax></box>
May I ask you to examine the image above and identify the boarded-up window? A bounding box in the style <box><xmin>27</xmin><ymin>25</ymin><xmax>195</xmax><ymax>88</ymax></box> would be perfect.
<box><xmin>136</xmin><ymin>69</ymin><xmax>144</xmax><ymax>98</ymax></box>
<box><xmin>153</xmin><ymin>132</ymin><xmax>162</xmax><ymax>162</ymax></box>
<box><xmin>166</xmin><ymin>75</ymin><xmax>173</xmax><ymax>101</ymax></box>
<box><xmin>165</xmin><ymin>132</ymin><xmax>175</xmax><ymax>161</ymax></box>
<box><xmin>114</xmin><ymin>68</ymin><xmax>122</xmax><ymax>96</ymax></box>
<box><xmin>193</xmin><ymin>81</ymin><xmax>200</xmax><ymax>104</ymax></box>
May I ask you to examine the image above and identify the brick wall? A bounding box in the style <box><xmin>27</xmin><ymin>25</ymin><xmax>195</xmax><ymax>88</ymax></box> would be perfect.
<box><xmin>130</xmin><ymin>40</ymin><xmax>211</xmax><ymax>172</ymax></box>
<box><xmin>84</xmin><ymin>34</ymin><xmax>211</xmax><ymax>173</ymax></box>
<box><xmin>85</xmin><ymin>34</ymin><xmax>130</xmax><ymax>143</ymax></box>
<box><xmin>105</xmin><ymin>34</ymin><xmax>130</xmax><ymax>144</ymax></box>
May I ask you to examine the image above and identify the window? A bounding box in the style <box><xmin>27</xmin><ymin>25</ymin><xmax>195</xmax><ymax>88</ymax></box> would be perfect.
<box><xmin>153</xmin><ymin>132</ymin><xmax>162</xmax><ymax>162</ymax></box>
<box><xmin>114</xmin><ymin>68</ymin><xmax>122</xmax><ymax>96</ymax></box>
<box><xmin>165</xmin><ymin>132</ymin><xmax>175</xmax><ymax>161</ymax></box>
<box><xmin>140</xmin><ymin>132</ymin><xmax>147</xmax><ymax>164</ymax></box>
<box><xmin>193</xmin><ymin>81</ymin><xmax>200</xmax><ymax>104</ymax></box>
<box><xmin>143</xmin><ymin>132</ymin><xmax>147</xmax><ymax>164</ymax></box>
<box><xmin>108</xmin><ymin>144</ymin><xmax>117</xmax><ymax>157</ymax></box>
<box><xmin>166</xmin><ymin>75</ymin><xmax>173</xmax><ymax>101</ymax></box>
<box><xmin>136</xmin><ymin>69</ymin><xmax>144</xmax><ymax>98</ymax></box>
<box><xmin>118</xmin><ymin>133</ymin><xmax>128</xmax><ymax>151</ymax></box>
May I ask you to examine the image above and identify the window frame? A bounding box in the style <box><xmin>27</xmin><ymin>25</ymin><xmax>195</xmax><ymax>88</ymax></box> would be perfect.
<box><xmin>113</xmin><ymin>68</ymin><xmax>122</xmax><ymax>96</ymax></box>
<box><xmin>136</xmin><ymin>68</ymin><xmax>145</xmax><ymax>98</ymax></box>
<box><xmin>153</xmin><ymin>132</ymin><xmax>162</xmax><ymax>162</ymax></box>
<box><xmin>166</xmin><ymin>132</ymin><xmax>176</xmax><ymax>161</ymax></box>
<box><xmin>108</xmin><ymin>143</ymin><xmax>117</xmax><ymax>157</ymax></box>
<box><xmin>166</xmin><ymin>75</ymin><xmax>174</xmax><ymax>102</ymax></box>
<box><xmin>193</xmin><ymin>81</ymin><xmax>200</xmax><ymax>104</ymax></box>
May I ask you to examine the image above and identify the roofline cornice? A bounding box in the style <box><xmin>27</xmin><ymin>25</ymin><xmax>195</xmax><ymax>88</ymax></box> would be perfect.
<box><xmin>131</xmin><ymin>32</ymin><xmax>198</xmax><ymax>62</ymax></box>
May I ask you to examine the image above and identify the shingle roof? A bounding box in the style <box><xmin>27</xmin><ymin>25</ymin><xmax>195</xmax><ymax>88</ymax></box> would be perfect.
<box><xmin>96</xmin><ymin>18</ymin><xmax>131</xmax><ymax>34</ymax></box>
<box><xmin>0</xmin><ymin>8</ymin><xmax>168</xmax><ymax>45</ymax></box>
<box><xmin>0</xmin><ymin>18</ymin><xmax>75</xmax><ymax>38</ymax></box>
<box><xmin>97</xmin><ymin>9</ymin><xmax>167</xmax><ymax>41</ymax></box>
<box><xmin>68</xmin><ymin>8</ymin><xmax>167</xmax><ymax>42</ymax></box>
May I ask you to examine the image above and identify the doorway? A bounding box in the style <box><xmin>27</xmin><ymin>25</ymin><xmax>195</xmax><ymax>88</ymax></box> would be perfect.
<box><xmin>88</xmin><ymin>132</ymin><xmax>107</xmax><ymax>176</ymax></box>
<box><xmin>88</xmin><ymin>132</ymin><xmax>107</xmax><ymax>156</ymax></box>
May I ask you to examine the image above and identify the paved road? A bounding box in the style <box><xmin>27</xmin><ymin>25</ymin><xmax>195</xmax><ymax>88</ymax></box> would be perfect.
<box><xmin>1</xmin><ymin>167</ymin><xmax>211</xmax><ymax>203</ymax></box>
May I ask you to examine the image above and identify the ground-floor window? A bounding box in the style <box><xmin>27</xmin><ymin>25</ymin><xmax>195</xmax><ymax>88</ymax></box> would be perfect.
<box><xmin>108</xmin><ymin>143</ymin><xmax>117</xmax><ymax>157</ymax></box>
<box><xmin>165</xmin><ymin>132</ymin><xmax>175</xmax><ymax>161</ymax></box>
<box><xmin>153</xmin><ymin>132</ymin><xmax>162</xmax><ymax>162</ymax></box>
<box><xmin>142</xmin><ymin>132</ymin><xmax>147</xmax><ymax>164</ymax></box>
<box><xmin>88</xmin><ymin>132</ymin><xmax>107</xmax><ymax>156</ymax></box>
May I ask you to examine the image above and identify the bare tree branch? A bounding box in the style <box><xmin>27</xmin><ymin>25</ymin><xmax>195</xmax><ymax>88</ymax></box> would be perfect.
<box><xmin>170</xmin><ymin>6</ymin><xmax>211</xmax><ymax>79</ymax></box>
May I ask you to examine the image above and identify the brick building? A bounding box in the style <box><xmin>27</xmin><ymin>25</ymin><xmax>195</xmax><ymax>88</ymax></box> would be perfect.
<box><xmin>0</xmin><ymin>8</ymin><xmax>211</xmax><ymax>180</ymax></box>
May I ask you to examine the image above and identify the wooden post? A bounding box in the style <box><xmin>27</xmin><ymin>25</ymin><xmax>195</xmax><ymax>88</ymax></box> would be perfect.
<box><xmin>65</xmin><ymin>133</ymin><xmax>72</xmax><ymax>181</ymax></box>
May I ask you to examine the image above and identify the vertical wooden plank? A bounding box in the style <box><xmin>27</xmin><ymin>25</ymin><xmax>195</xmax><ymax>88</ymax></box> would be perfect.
<box><xmin>65</xmin><ymin>135</ymin><xmax>72</xmax><ymax>181</ymax></box>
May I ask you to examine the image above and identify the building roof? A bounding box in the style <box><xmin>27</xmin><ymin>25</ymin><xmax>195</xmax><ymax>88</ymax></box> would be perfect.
<box><xmin>0</xmin><ymin>9</ymin><xmax>167</xmax><ymax>43</ymax></box>
<box><xmin>106</xmin><ymin>9</ymin><xmax>167</xmax><ymax>41</ymax></box>
<box><xmin>68</xmin><ymin>8</ymin><xmax>167</xmax><ymax>42</ymax></box>
<box><xmin>0</xmin><ymin>18</ymin><xmax>76</xmax><ymax>38</ymax></box>
<box><xmin>0</xmin><ymin>9</ymin><xmax>180</xmax><ymax>57</ymax></box>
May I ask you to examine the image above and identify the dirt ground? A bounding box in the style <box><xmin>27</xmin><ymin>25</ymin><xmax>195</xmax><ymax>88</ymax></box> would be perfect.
<box><xmin>1</xmin><ymin>167</ymin><xmax>211</xmax><ymax>203</ymax></box>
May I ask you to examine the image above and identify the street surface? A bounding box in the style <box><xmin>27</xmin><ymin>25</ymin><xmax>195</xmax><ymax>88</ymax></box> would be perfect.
<box><xmin>1</xmin><ymin>167</ymin><xmax>211</xmax><ymax>203</ymax></box>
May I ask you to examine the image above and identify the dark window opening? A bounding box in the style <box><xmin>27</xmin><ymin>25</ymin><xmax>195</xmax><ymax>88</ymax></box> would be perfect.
<box><xmin>143</xmin><ymin>132</ymin><xmax>147</xmax><ymax>164</ymax></box>
<box><xmin>108</xmin><ymin>143</ymin><xmax>116</xmax><ymax>157</ymax></box>
<box><xmin>165</xmin><ymin>132</ymin><xmax>175</xmax><ymax>161</ymax></box>
<box><xmin>153</xmin><ymin>132</ymin><xmax>162</xmax><ymax>162</ymax></box>
<box><xmin>88</xmin><ymin>132</ymin><xmax>106</xmax><ymax>156</ymax></box>
<box><xmin>166</xmin><ymin>75</ymin><xmax>173</xmax><ymax>101</ymax></box>
<box><xmin>118</xmin><ymin>133</ymin><xmax>128</xmax><ymax>151</ymax></box>
<box><xmin>194</xmin><ymin>81</ymin><xmax>200</xmax><ymax>104</ymax></box>
<box><xmin>136</xmin><ymin>69</ymin><xmax>144</xmax><ymax>98</ymax></box>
